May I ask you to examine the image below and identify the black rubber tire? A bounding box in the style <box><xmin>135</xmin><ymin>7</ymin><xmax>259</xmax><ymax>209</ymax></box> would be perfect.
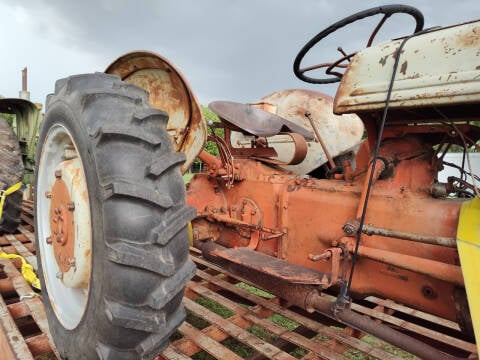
<box><xmin>35</xmin><ymin>73</ymin><xmax>196</xmax><ymax>359</ymax></box>
<box><xmin>0</xmin><ymin>117</ymin><xmax>24</xmax><ymax>234</ymax></box>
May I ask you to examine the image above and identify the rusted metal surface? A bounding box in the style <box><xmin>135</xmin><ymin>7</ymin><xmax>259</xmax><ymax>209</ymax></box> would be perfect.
<box><xmin>354</xmin><ymin>158</ymin><xmax>385</xmax><ymax>219</ymax></box>
<box><xmin>105</xmin><ymin>51</ymin><xmax>207</xmax><ymax>173</ymax></box>
<box><xmin>359</xmin><ymin>223</ymin><xmax>457</xmax><ymax>247</ymax></box>
<box><xmin>340</xmin><ymin>237</ymin><xmax>464</xmax><ymax>286</ymax></box>
<box><xmin>209</xmin><ymin>101</ymin><xmax>314</xmax><ymax>139</ymax></box>
<box><xmin>41</xmin><ymin>153</ymin><xmax>92</xmax><ymax>294</ymax></box>
<box><xmin>1</xmin><ymin>217</ymin><xmax>477</xmax><ymax>359</ymax></box>
<box><xmin>197</xmin><ymin>242</ymin><xmax>471</xmax><ymax>359</ymax></box>
<box><xmin>49</xmin><ymin>174</ymin><xmax>75</xmax><ymax>274</ymax></box>
<box><xmin>304</xmin><ymin>111</ymin><xmax>336</xmax><ymax>170</ymax></box>
<box><xmin>306</xmin><ymin>293</ymin><xmax>463</xmax><ymax>360</ymax></box>
<box><xmin>158</xmin><ymin>249</ymin><xmax>476</xmax><ymax>359</ymax></box>
<box><xmin>250</xmin><ymin>133</ymin><xmax>309</xmax><ymax>166</ymax></box>
<box><xmin>188</xmin><ymin>132</ymin><xmax>464</xmax><ymax>323</ymax></box>
<box><xmin>212</xmin><ymin>112</ymin><xmax>310</xmax><ymax>164</ymax></box>
<box><xmin>257</xmin><ymin>89</ymin><xmax>364</xmax><ymax>175</ymax></box>
<box><xmin>201</xmin><ymin>242</ymin><xmax>331</xmax><ymax>285</ymax></box>
<box><xmin>334</xmin><ymin>21</ymin><xmax>480</xmax><ymax>114</ymax></box>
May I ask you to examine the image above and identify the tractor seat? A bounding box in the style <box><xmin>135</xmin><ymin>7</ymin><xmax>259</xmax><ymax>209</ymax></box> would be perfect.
<box><xmin>209</xmin><ymin>101</ymin><xmax>314</xmax><ymax>140</ymax></box>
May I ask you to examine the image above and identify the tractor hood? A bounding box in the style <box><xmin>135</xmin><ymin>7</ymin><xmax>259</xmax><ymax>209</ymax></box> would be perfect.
<box><xmin>105</xmin><ymin>51</ymin><xmax>206</xmax><ymax>173</ymax></box>
<box><xmin>334</xmin><ymin>20</ymin><xmax>480</xmax><ymax>114</ymax></box>
<box><xmin>0</xmin><ymin>97</ymin><xmax>41</xmax><ymax>159</ymax></box>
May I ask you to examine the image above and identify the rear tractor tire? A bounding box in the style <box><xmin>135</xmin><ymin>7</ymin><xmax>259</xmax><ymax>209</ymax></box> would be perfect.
<box><xmin>35</xmin><ymin>73</ymin><xmax>196</xmax><ymax>359</ymax></box>
<box><xmin>0</xmin><ymin>117</ymin><xmax>24</xmax><ymax>235</ymax></box>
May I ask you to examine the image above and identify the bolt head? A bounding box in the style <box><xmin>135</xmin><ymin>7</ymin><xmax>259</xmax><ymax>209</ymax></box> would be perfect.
<box><xmin>55</xmin><ymin>169</ymin><xmax>62</xmax><ymax>178</ymax></box>
<box><xmin>45</xmin><ymin>191</ymin><xmax>52</xmax><ymax>199</ymax></box>
<box><xmin>56</xmin><ymin>271</ymin><xmax>63</xmax><ymax>280</ymax></box>
<box><xmin>67</xmin><ymin>202</ymin><xmax>75</xmax><ymax>211</ymax></box>
<box><xmin>46</xmin><ymin>236</ymin><xmax>52</xmax><ymax>244</ymax></box>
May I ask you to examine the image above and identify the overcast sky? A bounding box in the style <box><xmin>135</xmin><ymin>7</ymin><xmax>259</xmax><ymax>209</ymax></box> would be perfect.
<box><xmin>0</xmin><ymin>1</ymin><xmax>478</xmax><ymax>108</ymax></box>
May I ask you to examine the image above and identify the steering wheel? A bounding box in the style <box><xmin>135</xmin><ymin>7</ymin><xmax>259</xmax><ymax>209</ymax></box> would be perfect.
<box><xmin>293</xmin><ymin>5</ymin><xmax>424</xmax><ymax>84</ymax></box>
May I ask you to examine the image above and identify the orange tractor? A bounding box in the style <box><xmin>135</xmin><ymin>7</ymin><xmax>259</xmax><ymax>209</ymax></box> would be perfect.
<box><xmin>34</xmin><ymin>5</ymin><xmax>479</xmax><ymax>360</ymax></box>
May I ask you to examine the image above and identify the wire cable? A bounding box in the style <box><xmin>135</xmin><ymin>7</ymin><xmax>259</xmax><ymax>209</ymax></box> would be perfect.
<box><xmin>336</xmin><ymin>34</ymin><xmax>417</xmax><ymax>307</ymax></box>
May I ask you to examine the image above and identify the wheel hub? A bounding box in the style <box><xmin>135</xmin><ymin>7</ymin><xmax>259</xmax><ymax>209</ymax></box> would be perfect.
<box><xmin>49</xmin><ymin>171</ymin><xmax>75</xmax><ymax>273</ymax></box>
<box><xmin>37</xmin><ymin>124</ymin><xmax>92</xmax><ymax>329</ymax></box>
<box><xmin>44</xmin><ymin>155</ymin><xmax>91</xmax><ymax>290</ymax></box>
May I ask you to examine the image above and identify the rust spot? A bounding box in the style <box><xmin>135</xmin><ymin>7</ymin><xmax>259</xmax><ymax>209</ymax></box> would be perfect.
<box><xmin>81</xmin><ymin>190</ymin><xmax>88</xmax><ymax>202</ymax></box>
<box><xmin>456</xmin><ymin>25</ymin><xmax>480</xmax><ymax>47</ymax></box>
<box><xmin>400</xmin><ymin>61</ymin><xmax>408</xmax><ymax>76</ymax></box>
<box><xmin>391</xmin><ymin>49</ymin><xmax>404</xmax><ymax>59</ymax></box>
<box><xmin>405</xmin><ymin>73</ymin><xmax>420</xmax><ymax>80</ymax></box>
<box><xmin>49</xmin><ymin>177</ymin><xmax>75</xmax><ymax>273</ymax></box>
<box><xmin>104</xmin><ymin>51</ymin><xmax>206</xmax><ymax>173</ymax></box>
<box><xmin>379</xmin><ymin>55</ymin><xmax>388</xmax><ymax>66</ymax></box>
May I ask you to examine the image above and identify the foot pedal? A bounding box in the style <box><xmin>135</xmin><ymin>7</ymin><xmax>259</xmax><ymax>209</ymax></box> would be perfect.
<box><xmin>202</xmin><ymin>242</ymin><xmax>329</xmax><ymax>285</ymax></box>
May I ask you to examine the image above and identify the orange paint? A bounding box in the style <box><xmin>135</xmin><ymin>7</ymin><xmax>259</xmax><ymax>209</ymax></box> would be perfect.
<box><xmin>188</xmin><ymin>134</ymin><xmax>462</xmax><ymax>322</ymax></box>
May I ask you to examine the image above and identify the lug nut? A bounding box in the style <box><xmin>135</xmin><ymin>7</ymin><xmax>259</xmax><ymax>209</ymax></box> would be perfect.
<box><xmin>67</xmin><ymin>202</ymin><xmax>75</xmax><ymax>211</ymax></box>
<box><xmin>45</xmin><ymin>191</ymin><xmax>52</xmax><ymax>199</ymax></box>
<box><xmin>46</xmin><ymin>236</ymin><xmax>52</xmax><ymax>244</ymax></box>
<box><xmin>55</xmin><ymin>169</ymin><xmax>62</xmax><ymax>179</ymax></box>
<box><xmin>343</xmin><ymin>220</ymin><xmax>360</xmax><ymax>237</ymax></box>
<box><xmin>56</xmin><ymin>272</ymin><xmax>63</xmax><ymax>280</ymax></box>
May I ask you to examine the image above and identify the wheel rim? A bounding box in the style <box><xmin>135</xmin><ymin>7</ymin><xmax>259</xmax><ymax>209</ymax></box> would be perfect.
<box><xmin>37</xmin><ymin>124</ymin><xmax>92</xmax><ymax>329</ymax></box>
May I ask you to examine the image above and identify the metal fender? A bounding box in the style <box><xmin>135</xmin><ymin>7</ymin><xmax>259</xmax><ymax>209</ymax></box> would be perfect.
<box><xmin>105</xmin><ymin>51</ymin><xmax>207</xmax><ymax>173</ymax></box>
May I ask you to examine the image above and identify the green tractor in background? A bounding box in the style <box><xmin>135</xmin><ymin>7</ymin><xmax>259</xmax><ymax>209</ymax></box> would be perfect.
<box><xmin>0</xmin><ymin>68</ymin><xmax>42</xmax><ymax>234</ymax></box>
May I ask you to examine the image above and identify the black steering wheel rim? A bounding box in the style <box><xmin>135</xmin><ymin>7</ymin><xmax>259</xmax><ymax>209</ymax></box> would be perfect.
<box><xmin>293</xmin><ymin>4</ymin><xmax>424</xmax><ymax>84</ymax></box>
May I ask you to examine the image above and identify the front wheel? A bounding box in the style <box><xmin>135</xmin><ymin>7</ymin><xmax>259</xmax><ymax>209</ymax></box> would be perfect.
<box><xmin>35</xmin><ymin>73</ymin><xmax>196</xmax><ymax>359</ymax></box>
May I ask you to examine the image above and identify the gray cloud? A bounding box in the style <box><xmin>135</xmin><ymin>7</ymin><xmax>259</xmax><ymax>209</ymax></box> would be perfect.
<box><xmin>0</xmin><ymin>0</ymin><xmax>478</xmax><ymax>107</ymax></box>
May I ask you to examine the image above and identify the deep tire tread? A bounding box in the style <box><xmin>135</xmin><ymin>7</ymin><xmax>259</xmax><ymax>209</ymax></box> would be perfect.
<box><xmin>93</xmin><ymin>125</ymin><xmax>165</xmax><ymax>147</ymax></box>
<box><xmin>150</xmin><ymin>205</ymin><xmax>196</xmax><ymax>246</ymax></box>
<box><xmin>106</xmin><ymin>239</ymin><xmax>175</xmax><ymax>276</ymax></box>
<box><xmin>148</xmin><ymin>260</ymin><xmax>196</xmax><ymax>310</ymax></box>
<box><xmin>147</xmin><ymin>152</ymin><xmax>187</xmax><ymax>178</ymax></box>
<box><xmin>96</xmin><ymin>307</ymin><xmax>185</xmax><ymax>360</ymax></box>
<box><xmin>104</xmin><ymin>299</ymin><xmax>166</xmax><ymax>333</ymax></box>
<box><xmin>133</xmin><ymin>108</ymin><xmax>169</xmax><ymax>124</ymax></box>
<box><xmin>103</xmin><ymin>181</ymin><xmax>174</xmax><ymax>209</ymax></box>
<box><xmin>36</xmin><ymin>72</ymin><xmax>195</xmax><ymax>360</ymax></box>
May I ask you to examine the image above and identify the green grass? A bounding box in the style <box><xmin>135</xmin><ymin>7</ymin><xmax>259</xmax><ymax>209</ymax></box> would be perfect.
<box><xmin>183</xmin><ymin>173</ymin><xmax>195</xmax><ymax>184</ymax></box>
<box><xmin>181</xmin><ymin>284</ymin><xmax>417</xmax><ymax>359</ymax></box>
<box><xmin>359</xmin><ymin>335</ymin><xmax>418</xmax><ymax>359</ymax></box>
<box><xmin>195</xmin><ymin>297</ymin><xmax>234</xmax><ymax>319</ymax></box>
<box><xmin>185</xmin><ymin>309</ymin><xmax>211</xmax><ymax>330</ymax></box>
<box><xmin>235</xmin><ymin>282</ymin><xmax>275</xmax><ymax>299</ymax></box>
<box><xmin>269</xmin><ymin>313</ymin><xmax>298</xmax><ymax>330</ymax></box>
